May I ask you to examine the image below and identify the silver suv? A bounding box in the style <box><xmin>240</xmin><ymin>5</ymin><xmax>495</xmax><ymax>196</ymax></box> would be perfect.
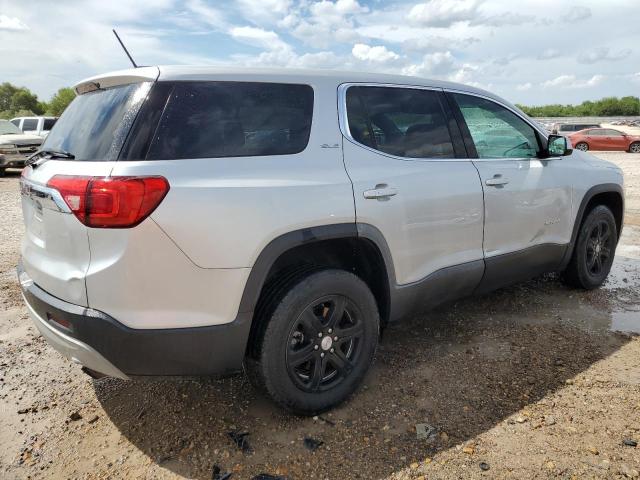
<box><xmin>18</xmin><ymin>67</ymin><xmax>624</xmax><ymax>414</ymax></box>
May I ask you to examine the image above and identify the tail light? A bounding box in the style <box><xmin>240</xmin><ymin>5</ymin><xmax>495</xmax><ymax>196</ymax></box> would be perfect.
<box><xmin>46</xmin><ymin>175</ymin><xmax>169</xmax><ymax>228</ymax></box>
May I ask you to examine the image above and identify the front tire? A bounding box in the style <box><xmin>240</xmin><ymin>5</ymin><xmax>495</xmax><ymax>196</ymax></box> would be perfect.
<box><xmin>629</xmin><ymin>142</ymin><xmax>640</xmax><ymax>154</ymax></box>
<box><xmin>575</xmin><ymin>142</ymin><xmax>589</xmax><ymax>152</ymax></box>
<box><xmin>246</xmin><ymin>269</ymin><xmax>379</xmax><ymax>415</ymax></box>
<box><xmin>563</xmin><ymin>205</ymin><xmax>617</xmax><ymax>289</ymax></box>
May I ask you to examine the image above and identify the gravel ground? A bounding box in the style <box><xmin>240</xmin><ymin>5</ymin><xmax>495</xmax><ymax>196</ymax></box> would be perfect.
<box><xmin>1</xmin><ymin>153</ymin><xmax>639</xmax><ymax>479</ymax></box>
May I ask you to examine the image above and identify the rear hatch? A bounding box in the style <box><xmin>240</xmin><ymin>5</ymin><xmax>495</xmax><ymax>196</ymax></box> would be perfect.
<box><xmin>20</xmin><ymin>68</ymin><xmax>158</xmax><ymax>306</ymax></box>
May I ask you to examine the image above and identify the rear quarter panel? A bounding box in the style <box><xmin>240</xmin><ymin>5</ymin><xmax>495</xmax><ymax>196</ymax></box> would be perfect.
<box><xmin>109</xmin><ymin>77</ymin><xmax>354</xmax><ymax>269</ymax></box>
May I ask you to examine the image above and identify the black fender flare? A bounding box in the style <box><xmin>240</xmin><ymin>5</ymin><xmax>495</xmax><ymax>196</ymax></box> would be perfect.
<box><xmin>237</xmin><ymin>223</ymin><xmax>397</xmax><ymax>315</ymax></box>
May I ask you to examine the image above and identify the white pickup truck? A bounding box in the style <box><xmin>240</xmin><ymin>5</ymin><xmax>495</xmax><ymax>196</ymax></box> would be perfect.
<box><xmin>0</xmin><ymin>119</ymin><xmax>43</xmax><ymax>175</ymax></box>
<box><xmin>10</xmin><ymin>116</ymin><xmax>58</xmax><ymax>138</ymax></box>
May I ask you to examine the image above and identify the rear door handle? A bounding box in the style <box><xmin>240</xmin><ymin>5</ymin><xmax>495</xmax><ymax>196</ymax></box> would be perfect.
<box><xmin>485</xmin><ymin>175</ymin><xmax>509</xmax><ymax>187</ymax></box>
<box><xmin>363</xmin><ymin>184</ymin><xmax>398</xmax><ymax>199</ymax></box>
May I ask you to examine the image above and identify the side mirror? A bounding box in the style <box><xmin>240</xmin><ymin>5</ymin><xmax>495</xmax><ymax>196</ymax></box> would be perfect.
<box><xmin>546</xmin><ymin>134</ymin><xmax>572</xmax><ymax>157</ymax></box>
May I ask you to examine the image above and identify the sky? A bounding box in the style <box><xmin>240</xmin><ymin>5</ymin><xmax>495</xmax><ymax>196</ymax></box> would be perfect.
<box><xmin>0</xmin><ymin>0</ymin><xmax>638</xmax><ymax>106</ymax></box>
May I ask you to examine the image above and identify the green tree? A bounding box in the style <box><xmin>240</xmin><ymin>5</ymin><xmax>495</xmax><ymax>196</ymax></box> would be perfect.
<box><xmin>519</xmin><ymin>96</ymin><xmax>640</xmax><ymax>117</ymax></box>
<box><xmin>10</xmin><ymin>88</ymin><xmax>43</xmax><ymax>114</ymax></box>
<box><xmin>0</xmin><ymin>82</ymin><xmax>19</xmax><ymax>111</ymax></box>
<box><xmin>47</xmin><ymin>87</ymin><xmax>76</xmax><ymax>116</ymax></box>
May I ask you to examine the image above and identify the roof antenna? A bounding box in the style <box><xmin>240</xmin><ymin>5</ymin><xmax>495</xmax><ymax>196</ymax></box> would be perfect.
<box><xmin>112</xmin><ymin>29</ymin><xmax>138</xmax><ymax>68</ymax></box>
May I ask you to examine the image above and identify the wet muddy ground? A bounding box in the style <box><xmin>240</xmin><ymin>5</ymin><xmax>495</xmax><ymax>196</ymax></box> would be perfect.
<box><xmin>1</xmin><ymin>153</ymin><xmax>639</xmax><ymax>479</ymax></box>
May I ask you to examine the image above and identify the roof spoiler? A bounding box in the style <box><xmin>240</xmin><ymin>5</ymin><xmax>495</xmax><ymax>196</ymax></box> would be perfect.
<box><xmin>73</xmin><ymin>66</ymin><xmax>160</xmax><ymax>95</ymax></box>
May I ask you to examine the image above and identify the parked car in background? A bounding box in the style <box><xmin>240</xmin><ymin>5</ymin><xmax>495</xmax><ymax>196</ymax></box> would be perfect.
<box><xmin>551</xmin><ymin>122</ymin><xmax>601</xmax><ymax>135</ymax></box>
<box><xmin>568</xmin><ymin>128</ymin><xmax>640</xmax><ymax>153</ymax></box>
<box><xmin>18</xmin><ymin>67</ymin><xmax>624</xmax><ymax>414</ymax></box>
<box><xmin>0</xmin><ymin>119</ymin><xmax>43</xmax><ymax>175</ymax></box>
<box><xmin>10</xmin><ymin>116</ymin><xmax>58</xmax><ymax>138</ymax></box>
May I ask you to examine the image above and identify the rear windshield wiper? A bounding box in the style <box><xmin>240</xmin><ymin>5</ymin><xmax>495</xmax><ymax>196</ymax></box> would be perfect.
<box><xmin>27</xmin><ymin>149</ymin><xmax>76</xmax><ymax>169</ymax></box>
<box><xmin>39</xmin><ymin>149</ymin><xmax>75</xmax><ymax>159</ymax></box>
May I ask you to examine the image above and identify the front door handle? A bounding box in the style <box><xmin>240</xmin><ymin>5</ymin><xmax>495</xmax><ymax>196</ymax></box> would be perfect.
<box><xmin>485</xmin><ymin>175</ymin><xmax>509</xmax><ymax>187</ymax></box>
<box><xmin>363</xmin><ymin>184</ymin><xmax>398</xmax><ymax>199</ymax></box>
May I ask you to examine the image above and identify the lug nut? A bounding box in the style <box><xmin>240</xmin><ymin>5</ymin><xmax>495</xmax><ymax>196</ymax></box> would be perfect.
<box><xmin>314</xmin><ymin>345</ymin><xmax>319</xmax><ymax>350</ymax></box>
<box><xmin>330</xmin><ymin>348</ymin><xmax>334</xmax><ymax>353</ymax></box>
<box><xmin>333</xmin><ymin>336</ymin><xmax>338</xmax><ymax>341</ymax></box>
<box><xmin>328</xmin><ymin>328</ymin><xmax>333</xmax><ymax>333</ymax></box>
<box><xmin>320</xmin><ymin>352</ymin><xmax>325</xmax><ymax>358</ymax></box>
<box><xmin>318</xmin><ymin>332</ymin><xmax>322</xmax><ymax>337</ymax></box>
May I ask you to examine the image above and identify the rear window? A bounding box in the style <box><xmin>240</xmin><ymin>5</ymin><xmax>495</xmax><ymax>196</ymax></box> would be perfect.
<box><xmin>144</xmin><ymin>82</ymin><xmax>314</xmax><ymax>160</ymax></box>
<box><xmin>42</xmin><ymin>82</ymin><xmax>151</xmax><ymax>161</ymax></box>
<box><xmin>43</xmin><ymin>118</ymin><xmax>57</xmax><ymax>130</ymax></box>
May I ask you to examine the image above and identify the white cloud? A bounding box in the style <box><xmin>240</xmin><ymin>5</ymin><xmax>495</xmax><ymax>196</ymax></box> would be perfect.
<box><xmin>471</xmin><ymin>12</ymin><xmax>535</xmax><ymax>27</ymax></box>
<box><xmin>286</xmin><ymin>0</ymin><xmax>367</xmax><ymax>47</ymax></box>
<box><xmin>403</xmin><ymin>51</ymin><xmax>457</xmax><ymax>77</ymax></box>
<box><xmin>185</xmin><ymin>0</ymin><xmax>227</xmax><ymax>29</ymax></box>
<box><xmin>235</xmin><ymin>0</ymin><xmax>292</xmax><ymax>25</ymax></box>
<box><xmin>542</xmin><ymin>74</ymin><xmax>605</xmax><ymax>89</ymax></box>
<box><xmin>577</xmin><ymin>47</ymin><xmax>631</xmax><ymax>64</ymax></box>
<box><xmin>0</xmin><ymin>14</ymin><xmax>28</xmax><ymax>31</ymax></box>
<box><xmin>538</xmin><ymin>48</ymin><xmax>561</xmax><ymax>60</ymax></box>
<box><xmin>562</xmin><ymin>6</ymin><xmax>591</xmax><ymax>22</ymax></box>
<box><xmin>516</xmin><ymin>82</ymin><xmax>532</xmax><ymax>91</ymax></box>
<box><xmin>352</xmin><ymin>43</ymin><xmax>400</xmax><ymax>63</ymax></box>
<box><xmin>400</xmin><ymin>34</ymin><xmax>479</xmax><ymax>53</ymax></box>
<box><xmin>229</xmin><ymin>26</ymin><xmax>290</xmax><ymax>51</ymax></box>
<box><xmin>407</xmin><ymin>0</ymin><xmax>481</xmax><ymax>28</ymax></box>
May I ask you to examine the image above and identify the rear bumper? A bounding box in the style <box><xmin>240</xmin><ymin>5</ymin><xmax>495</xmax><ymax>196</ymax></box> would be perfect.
<box><xmin>18</xmin><ymin>263</ymin><xmax>252</xmax><ymax>378</ymax></box>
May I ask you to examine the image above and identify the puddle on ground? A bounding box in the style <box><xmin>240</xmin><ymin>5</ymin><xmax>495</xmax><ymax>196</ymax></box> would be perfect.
<box><xmin>610</xmin><ymin>310</ymin><xmax>640</xmax><ymax>335</ymax></box>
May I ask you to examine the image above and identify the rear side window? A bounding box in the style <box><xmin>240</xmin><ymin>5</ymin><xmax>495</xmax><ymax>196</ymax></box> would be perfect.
<box><xmin>43</xmin><ymin>118</ymin><xmax>57</xmax><ymax>130</ymax></box>
<box><xmin>22</xmin><ymin>118</ymin><xmax>38</xmax><ymax>131</ymax></box>
<box><xmin>346</xmin><ymin>86</ymin><xmax>454</xmax><ymax>159</ymax></box>
<box><xmin>145</xmin><ymin>82</ymin><xmax>314</xmax><ymax>160</ymax></box>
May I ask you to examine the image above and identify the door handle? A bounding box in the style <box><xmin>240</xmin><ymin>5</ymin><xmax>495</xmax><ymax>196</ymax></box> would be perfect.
<box><xmin>363</xmin><ymin>184</ymin><xmax>398</xmax><ymax>199</ymax></box>
<box><xmin>485</xmin><ymin>175</ymin><xmax>509</xmax><ymax>187</ymax></box>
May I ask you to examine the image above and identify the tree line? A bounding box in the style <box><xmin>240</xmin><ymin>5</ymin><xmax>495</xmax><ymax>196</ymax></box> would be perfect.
<box><xmin>517</xmin><ymin>96</ymin><xmax>640</xmax><ymax>117</ymax></box>
<box><xmin>0</xmin><ymin>82</ymin><xmax>76</xmax><ymax>120</ymax></box>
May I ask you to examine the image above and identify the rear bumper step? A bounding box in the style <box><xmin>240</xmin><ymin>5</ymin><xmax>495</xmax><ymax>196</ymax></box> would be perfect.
<box><xmin>18</xmin><ymin>262</ymin><xmax>252</xmax><ymax>378</ymax></box>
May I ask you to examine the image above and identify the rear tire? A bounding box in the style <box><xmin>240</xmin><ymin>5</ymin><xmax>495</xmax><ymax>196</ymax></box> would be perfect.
<box><xmin>575</xmin><ymin>142</ymin><xmax>589</xmax><ymax>152</ymax></box>
<box><xmin>246</xmin><ymin>269</ymin><xmax>379</xmax><ymax>415</ymax></box>
<box><xmin>629</xmin><ymin>142</ymin><xmax>640</xmax><ymax>154</ymax></box>
<box><xmin>0</xmin><ymin>168</ymin><xmax>5</xmax><ymax>177</ymax></box>
<box><xmin>563</xmin><ymin>205</ymin><xmax>617</xmax><ymax>289</ymax></box>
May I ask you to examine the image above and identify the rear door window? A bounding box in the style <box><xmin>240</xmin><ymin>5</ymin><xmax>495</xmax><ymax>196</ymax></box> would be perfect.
<box><xmin>145</xmin><ymin>82</ymin><xmax>314</xmax><ymax>160</ymax></box>
<box><xmin>346</xmin><ymin>86</ymin><xmax>455</xmax><ymax>159</ymax></box>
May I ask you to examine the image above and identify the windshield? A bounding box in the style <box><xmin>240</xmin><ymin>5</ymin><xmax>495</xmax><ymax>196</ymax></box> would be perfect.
<box><xmin>42</xmin><ymin>82</ymin><xmax>151</xmax><ymax>161</ymax></box>
<box><xmin>0</xmin><ymin>120</ymin><xmax>23</xmax><ymax>135</ymax></box>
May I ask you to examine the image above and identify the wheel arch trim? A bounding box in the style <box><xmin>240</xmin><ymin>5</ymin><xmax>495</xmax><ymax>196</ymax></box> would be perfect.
<box><xmin>559</xmin><ymin>183</ymin><xmax>624</xmax><ymax>270</ymax></box>
<box><xmin>237</xmin><ymin>223</ymin><xmax>397</xmax><ymax>315</ymax></box>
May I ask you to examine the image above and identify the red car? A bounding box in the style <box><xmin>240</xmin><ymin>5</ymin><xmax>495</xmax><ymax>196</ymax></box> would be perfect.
<box><xmin>568</xmin><ymin>128</ymin><xmax>640</xmax><ymax>153</ymax></box>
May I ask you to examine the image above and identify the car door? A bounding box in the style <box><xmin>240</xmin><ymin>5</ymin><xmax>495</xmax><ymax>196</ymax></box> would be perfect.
<box><xmin>604</xmin><ymin>129</ymin><xmax>627</xmax><ymax>151</ymax></box>
<box><xmin>447</xmin><ymin>91</ymin><xmax>573</xmax><ymax>291</ymax></box>
<box><xmin>340</xmin><ymin>84</ymin><xmax>485</xmax><ymax>315</ymax></box>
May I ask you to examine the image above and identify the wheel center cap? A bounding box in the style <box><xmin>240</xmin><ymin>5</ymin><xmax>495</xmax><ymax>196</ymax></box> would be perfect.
<box><xmin>595</xmin><ymin>244</ymin><xmax>601</xmax><ymax>254</ymax></box>
<box><xmin>321</xmin><ymin>336</ymin><xmax>333</xmax><ymax>351</ymax></box>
